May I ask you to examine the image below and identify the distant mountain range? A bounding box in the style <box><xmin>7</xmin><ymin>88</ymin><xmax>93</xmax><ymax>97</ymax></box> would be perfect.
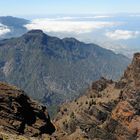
<box><xmin>0</xmin><ymin>15</ymin><xmax>140</xmax><ymax>57</ymax></box>
<box><xmin>0</xmin><ymin>16</ymin><xmax>29</xmax><ymax>39</ymax></box>
<box><xmin>0</xmin><ymin>29</ymin><xmax>130</xmax><ymax>116</ymax></box>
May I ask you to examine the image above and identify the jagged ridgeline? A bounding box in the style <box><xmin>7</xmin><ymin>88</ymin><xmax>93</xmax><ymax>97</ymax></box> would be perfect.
<box><xmin>0</xmin><ymin>30</ymin><xmax>130</xmax><ymax>116</ymax></box>
<box><xmin>54</xmin><ymin>53</ymin><xmax>140</xmax><ymax>140</ymax></box>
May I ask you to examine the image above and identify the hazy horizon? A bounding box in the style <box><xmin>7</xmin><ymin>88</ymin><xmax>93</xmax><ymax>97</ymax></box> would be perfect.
<box><xmin>0</xmin><ymin>0</ymin><xmax>140</xmax><ymax>57</ymax></box>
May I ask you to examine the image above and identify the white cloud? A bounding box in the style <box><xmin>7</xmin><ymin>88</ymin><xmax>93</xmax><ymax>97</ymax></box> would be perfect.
<box><xmin>0</xmin><ymin>23</ymin><xmax>11</xmax><ymax>36</ymax></box>
<box><xmin>24</xmin><ymin>18</ymin><xmax>119</xmax><ymax>34</ymax></box>
<box><xmin>105</xmin><ymin>30</ymin><xmax>140</xmax><ymax>40</ymax></box>
<box><xmin>93</xmin><ymin>15</ymin><xmax>112</xmax><ymax>19</ymax></box>
<box><xmin>35</xmin><ymin>15</ymin><xmax>112</xmax><ymax>21</ymax></box>
<box><xmin>58</xmin><ymin>15</ymin><xmax>112</xmax><ymax>20</ymax></box>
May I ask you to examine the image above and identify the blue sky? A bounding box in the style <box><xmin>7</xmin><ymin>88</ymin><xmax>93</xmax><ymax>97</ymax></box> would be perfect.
<box><xmin>0</xmin><ymin>0</ymin><xmax>140</xmax><ymax>57</ymax></box>
<box><xmin>0</xmin><ymin>0</ymin><xmax>140</xmax><ymax>17</ymax></box>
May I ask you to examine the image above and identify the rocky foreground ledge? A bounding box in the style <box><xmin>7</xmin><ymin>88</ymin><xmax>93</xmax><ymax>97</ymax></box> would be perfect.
<box><xmin>0</xmin><ymin>82</ymin><xmax>55</xmax><ymax>139</ymax></box>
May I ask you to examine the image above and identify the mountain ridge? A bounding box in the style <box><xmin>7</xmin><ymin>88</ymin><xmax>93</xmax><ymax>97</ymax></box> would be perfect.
<box><xmin>0</xmin><ymin>16</ymin><xmax>29</xmax><ymax>39</ymax></box>
<box><xmin>54</xmin><ymin>52</ymin><xmax>140</xmax><ymax>140</ymax></box>
<box><xmin>0</xmin><ymin>30</ymin><xmax>130</xmax><ymax>116</ymax></box>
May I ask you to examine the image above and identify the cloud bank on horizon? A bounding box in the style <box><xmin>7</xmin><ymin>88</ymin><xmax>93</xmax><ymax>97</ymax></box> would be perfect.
<box><xmin>0</xmin><ymin>14</ymin><xmax>140</xmax><ymax>57</ymax></box>
<box><xmin>25</xmin><ymin>18</ymin><xmax>119</xmax><ymax>34</ymax></box>
<box><xmin>23</xmin><ymin>15</ymin><xmax>140</xmax><ymax>57</ymax></box>
<box><xmin>105</xmin><ymin>30</ymin><xmax>140</xmax><ymax>40</ymax></box>
<box><xmin>24</xmin><ymin>15</ymin><xmax>140</xmax><ymax>40</ymax></box>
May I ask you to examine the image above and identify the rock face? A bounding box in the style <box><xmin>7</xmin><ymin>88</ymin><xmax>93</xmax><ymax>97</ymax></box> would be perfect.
<box><xmin>0</xmin><ymin>82</ymin><xmax>55</xmax><ymax>138</ymax></box>
<box><xmin>54</xmin><ymin>53</ymin><xmax>140</xmax><ymax>140</ymax></box>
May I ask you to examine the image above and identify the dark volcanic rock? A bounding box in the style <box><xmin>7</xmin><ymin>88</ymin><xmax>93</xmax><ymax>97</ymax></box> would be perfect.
<box><xmin>0</xmin><ymin>82</ymin><xmax>55</xmax><ymax>137</ymax></box>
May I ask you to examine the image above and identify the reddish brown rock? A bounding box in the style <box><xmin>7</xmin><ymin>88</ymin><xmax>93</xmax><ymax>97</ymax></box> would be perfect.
<box><xmin>0</xmin><ymin>82</ymin><xmax>55</xmax><ymax>138</ymax></box>
<box><xmin>54</xmin><ymin>53</ymin><xmax>140</xmax><ymax>140</ymax></box>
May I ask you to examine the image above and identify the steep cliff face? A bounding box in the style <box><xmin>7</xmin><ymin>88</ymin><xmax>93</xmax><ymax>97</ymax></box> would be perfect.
<box><xmin>111</xmin><ymin>52</ymin><xmax>140</xmax><ymax>139</ymax></box>
<box><xmin>54</xmin><ymin>53</ymin><xmax>140</xmax><ymax>140</ymax></box>
<box><xmin>0</xmin><ymin>82</ymin><xmax>55</xmax><ymax>139</ymax></box>
<box><xmin>123</xmin><ymin>53</ymin><xmax>140</xmax><ymax>87</ymax></box>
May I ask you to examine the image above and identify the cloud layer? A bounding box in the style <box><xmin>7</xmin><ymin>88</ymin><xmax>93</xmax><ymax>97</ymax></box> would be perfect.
<box><xmin>105</xmin><ymin>30</ymin><xmax>140</xmax><ymax>40</ymax></box>
<box><xmin>25</xmin><ymin>18</ymin><xmax>118</xmax><ymax>34</ymax></box>
<box><xmin>0</xmin><ymin>23</ymin><xmax>11</xmax><ymax>36</ymax></box>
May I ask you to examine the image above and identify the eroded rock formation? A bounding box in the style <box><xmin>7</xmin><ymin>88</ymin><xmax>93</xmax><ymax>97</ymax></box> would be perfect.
<box><xmin>54</xmin><ymin>53</ymin><xmax>140</xmax><ymax>140</ymax></box>
<box><xmin>0</xmin><ymin>82</ymin><xmax>55</xmax><ymax>138</ymax></box>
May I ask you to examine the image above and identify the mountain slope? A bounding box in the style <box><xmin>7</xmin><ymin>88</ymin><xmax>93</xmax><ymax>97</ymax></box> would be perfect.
<box><xmin>54</xmin><ymin>53</ymin><xmax>140</xmax><ymax>140</ymax></box>
<box><xmin>0</xmin><ymin>30</ymin><xmax>130</xmax><ymax>115</ymax></box>
<box><xmin>0</xmin><ymin>16</ymin><xmax>29</xmax><ymax>39</ymax></box>
<box><xmin>0</xmin><ymin>82</ymin><xmax>55</xmax><ymax>139</ymax></box>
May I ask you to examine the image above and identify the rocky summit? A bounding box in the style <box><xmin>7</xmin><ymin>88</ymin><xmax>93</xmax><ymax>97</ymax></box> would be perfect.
<box><xmin>53</xmin><ymin>53</ymin><xmax>140</xmax><ymax>140</ymax></box>
<box><xmin>0</xmin><ymin>82</ymin><xmax>55</xmax><ymax>139</ymax></box>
